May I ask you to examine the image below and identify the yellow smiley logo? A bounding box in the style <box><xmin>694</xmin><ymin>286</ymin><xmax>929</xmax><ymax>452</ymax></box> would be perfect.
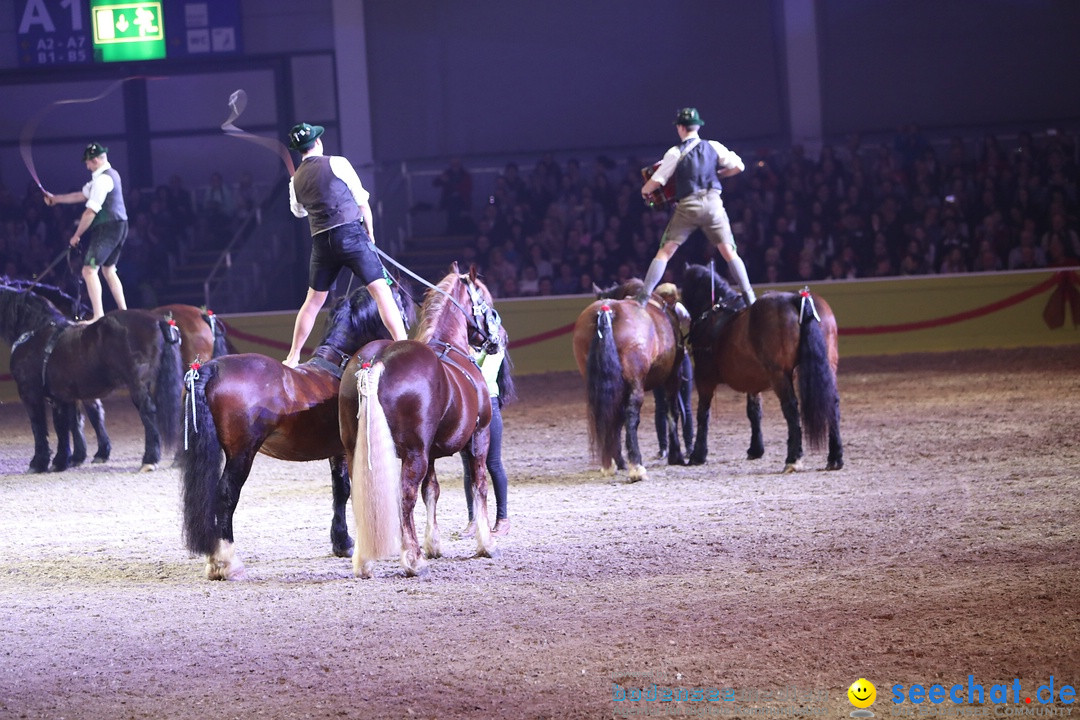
<box><xmin>848</xmin><ymin>678</ymin><xmax>876</xmax><ymax>709</ymax></box>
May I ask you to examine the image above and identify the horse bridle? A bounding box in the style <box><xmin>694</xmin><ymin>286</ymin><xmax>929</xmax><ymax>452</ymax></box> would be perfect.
<box><xmin>372</xmin><ymin>247</ymin><xmax>501</xmax><ymax>354</ymax></box>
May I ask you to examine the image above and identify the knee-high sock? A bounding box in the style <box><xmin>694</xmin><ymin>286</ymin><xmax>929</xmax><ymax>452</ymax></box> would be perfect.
<box><xmin>642</xmin><ymin>257</ymin><xmax>668</xmax><ymax>297</ymax></box>
<box><xmin>727</xmin><ymin>253</ymin><xmax>756</xmax><ymax>304</ymax></box>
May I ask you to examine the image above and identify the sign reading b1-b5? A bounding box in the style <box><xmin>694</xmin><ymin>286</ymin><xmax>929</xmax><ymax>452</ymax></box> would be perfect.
<box><xmin>17</xmin><ymin>0</ymin><xmax>93</xmax><ymax>67</ymax></box>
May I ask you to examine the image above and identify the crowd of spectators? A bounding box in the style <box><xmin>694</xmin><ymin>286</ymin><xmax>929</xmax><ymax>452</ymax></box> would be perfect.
<box><xmin>0</xmin><ymin>170</ymin><xmax>261</xmax><ymax>306</ymax></box>
<box><xmin>433</xmin><ymin>125</ymin><xmax>1080</xmax><ymax>299</ymax></box>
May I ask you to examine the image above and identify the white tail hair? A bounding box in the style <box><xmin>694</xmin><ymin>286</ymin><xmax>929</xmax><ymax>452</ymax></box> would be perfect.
<box><xmin>351</xmin><ymin>362</ymin><xmax>402</xmax><ymax>571</ymax></box>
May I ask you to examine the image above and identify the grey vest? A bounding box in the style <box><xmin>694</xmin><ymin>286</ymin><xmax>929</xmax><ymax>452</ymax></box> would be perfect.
<box><xmin>292</xmin><ymin>155</ymin><xmax>362</xmax><ymax>236</ymax></box>
<box><xmin>91</xmin><ymin>167</ymin><xmax>127</xmax><ymax>225</ymax></box>
<box><xmin>675</xmin><ymin>139</ymin><xmax>722</xmax><ymax>201</ymax></box>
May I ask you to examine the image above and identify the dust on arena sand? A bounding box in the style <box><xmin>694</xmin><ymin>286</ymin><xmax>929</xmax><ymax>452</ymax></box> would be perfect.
<box><xmin>0</xmin><ymin>347</ymin><xmax>1077</xmax><ymax>720</ymax></box>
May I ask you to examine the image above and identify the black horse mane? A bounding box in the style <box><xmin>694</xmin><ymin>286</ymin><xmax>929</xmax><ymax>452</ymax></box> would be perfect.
<box><xmin>0</xmin><ymin>276</ymin><xmax>85</xmax><ymax>318</ymax></box>
<box><xmin>0</xmin><ymin>284</ymin><xmax>71</xmax><ymax>344</ymax></box>
<box><xmin>679</xmin><ymin>264</ymin><xmax>738</xmax><ymax>322</ymax></box>
<box><xmin>318</xmin><ymin>278</ymin><xmax>416</xmax><ymax>351</ymax></box>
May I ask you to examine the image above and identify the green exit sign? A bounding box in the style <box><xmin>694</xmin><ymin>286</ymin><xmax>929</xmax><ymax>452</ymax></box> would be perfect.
<box><xmin>91</xmin><ymin>0</ymin><xmax>164</xmax><ymax>62</ymax></box>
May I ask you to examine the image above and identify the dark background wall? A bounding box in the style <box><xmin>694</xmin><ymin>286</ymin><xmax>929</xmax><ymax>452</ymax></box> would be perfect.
<box><xmin>363</xmin><ymin>0</ymin><xmax>785</xmax><ymax>160</ymax></box>
<box><xmin>817</xmin><ymin>0</ymin><xmax>1080</xmax><ymax>137</ymax></box>
<box><xmin>1</xmin><ymin>0</ymin><xmax>1078</xmax><ymax>193</ymax></box>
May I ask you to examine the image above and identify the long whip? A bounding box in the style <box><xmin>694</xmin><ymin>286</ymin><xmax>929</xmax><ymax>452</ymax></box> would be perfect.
<box><xmin>220</xmin><ymin>89</ymin><xmax>296</xmax><ymax>176</ymax></box>
<box><xmin>19</xmin><ymin>76</ymin><xmax>159</xmax><ymax>192</ymax></box>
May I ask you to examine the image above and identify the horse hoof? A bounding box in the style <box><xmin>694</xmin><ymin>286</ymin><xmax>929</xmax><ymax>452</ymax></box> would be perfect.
<box><xmin>688</xmin><ymin>453</ymin><xmax>706</xmax><ymax>466</ymax></box>
<box><xmin>205</xmin><ymin>561</ymin><xmax>246</xmax><ymax>581</ymax></box>
<box><xmin>781</xmin><ymin>460</ymin><xmax>803</xmax><ymax>474</ymax></box>
<box><xmin>826</xmin><ymin>459</ymin><xmax>844</xmax><ymax>471</ymax></box>
<box><xmin>354</xmin><ymin>559</ymin><xmax>376</xmax><ymax>579</ymax></box>
<box><xmin>403</xmin><ymin>560</ymin><xmax>429</xmax><ymax>577</ymax></box>
<box><xmin>139</xmin><ymin>463</ymin><xmax>157</xmax><ymax>473</ymax></box>
<box><xmin>476</xmin><ymin>545</ymin><xmax>501</xmax><ymax>560</ymax></box>
<box><xmin>599</xmin><ymin>465</ymin><xmax>616</xmax><ymax>477</ymax></box>
<box><xmin>655</xmin><ymin>450</ymin><xmax>668</xmax><ymax>460</ymax></box>
<box><xmin>424</xmin><ymin>543</ymin><xmax>442</xmax><ymax>560</ymax></box>
<box><xmin>667</xmin><ymin>453</ymin><xmax>685</xmax><ymax>466</ymax></box>
<box><xmin>627</xmin><ymin>465</ymin><xmax>647</xmax><ymax>483</ymax></box>
<box><xmin>332</xmin><ymin>542</ymin><xmax>354</xmax><ymax>559</ymax></box>
<box><xmin>92</xmin><ymin>455</ymin><xmax>109</xmax><ymax>464</ymax></box>
<box><xmin>26</xmin><ymin>464</ymin><xmax>49</xmax><ymax>474</ymax></box>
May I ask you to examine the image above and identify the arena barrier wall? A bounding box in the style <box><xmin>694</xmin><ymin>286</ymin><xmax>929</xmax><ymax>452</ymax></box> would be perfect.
<box><xmin>1</xmin><ymin>269</ymin><xmax>1077</xmax><ymax>403</ymax></box>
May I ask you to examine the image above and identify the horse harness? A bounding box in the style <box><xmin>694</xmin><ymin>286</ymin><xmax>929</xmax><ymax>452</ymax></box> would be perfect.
<box><xmin>306</xmin><ymin>344</ymin><xmax>352</xmax><ymax>379</ymax></box>
<box><xmin>429</xmin><ymin>341</ymin><xmax>489</xmax><ymax>455</ymax></box>
<box><xmin>689</xmin><ymin>294</ymin><xmax>748</xmax><ymax>347</ymax></box>
<box><xmin>12</xmin><ymin>322</ymin><xmax>70</xmax><ymax>402</ymax></box>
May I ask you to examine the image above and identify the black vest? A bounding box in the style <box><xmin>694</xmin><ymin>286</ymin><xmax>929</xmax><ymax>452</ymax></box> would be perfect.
<box><xmin>675</xmin><ymin>139</ymin><xmax>722</xmax><ymax>201</ymax></box>
<box><xmin>292</xmin><ymin>155</ymin><xmax>363</xmax><ymax>236</ymax></box>
<box><xmin>91</xmin><ymin>167</ymin><xmax>127</xmax><ymax>225</ymax></box>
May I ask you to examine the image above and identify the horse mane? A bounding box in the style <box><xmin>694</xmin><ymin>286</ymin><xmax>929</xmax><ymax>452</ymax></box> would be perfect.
<box><xmin>2</xmin><ymin>277</ymin><xmax>84</xmax><ymax>318</ymax></box>
<box><xmin>680</xmin><ymin>264</ymin><xmax>737</xmax><ymax>320</ymax></box>
<box><xmin>318</xmin><ymin>280</ymin><xmax>417</xmax><ymax>350</ymax></box>
<box><xmin>595</xmin><ymin>278</ymin><xmax>644</xmax><ymax>300</ymax></box>
<box><xmin>416</xmin><ymin>265</ymin><xmax>493</xmax><ymax>345</ymax></box>
<box><xmin>0</xmin><ymin>285</ymin><xmax>71</xmax><ymax>344</ymax></box>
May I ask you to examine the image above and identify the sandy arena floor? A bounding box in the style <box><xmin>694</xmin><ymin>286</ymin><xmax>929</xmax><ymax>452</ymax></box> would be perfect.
<box><xmin>0</xmin><ymin>346</ymin><xmax>1078</xmax><ymax>719</ymax></box>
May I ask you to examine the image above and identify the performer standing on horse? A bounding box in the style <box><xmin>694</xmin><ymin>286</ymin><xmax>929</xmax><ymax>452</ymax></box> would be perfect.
<box><xmin>637</xmin><ymin>107</ymin><xmax>756</xmax><ymax>306</ymax></box>
<box><xmin>43</xmin><ymin>142</ymin><xmax>129</xmax><ymax>323</ymax></box>
<box><xmin>283</xmin><ymin>122</ymin><xmax>408</xmax><ymax>367</ymax></box>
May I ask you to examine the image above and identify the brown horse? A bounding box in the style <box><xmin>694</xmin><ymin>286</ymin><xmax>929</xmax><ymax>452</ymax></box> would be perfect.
<box><xmin>154</xmin><ymin>304</ymin><xmax>234</xmax><ymax>366</ymax></box>
<box><xmin>571</xmin><ymin>280</ymin><xmax>691</xmax><ymax>481</ymax></box>
<box><xmin>340</xmin><ymin>264</ymin><xmax>500</xmax><ymax>578</ymax></box>
<box><xmin>679</xmin><ymin>263</ymin><xmax>843</xmax><ymax>473</ymax></box>
<box><xmin>179</xmin><ymin>284</ymin><xmax>414</xmax><ymax>580</ymax></box>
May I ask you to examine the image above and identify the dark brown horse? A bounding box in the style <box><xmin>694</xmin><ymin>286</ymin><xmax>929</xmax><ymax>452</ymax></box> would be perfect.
<box><xmin>339</xmin><ymin>265</ymin><xmax>500</xmax><ymax>578</ymax></box>
<box><xmin>6</xmin><ymin>280</ymin><xmax>234</xmax><ymax>462</ymax></box>
<box><xmin>679</xmin><ymin>263</ymin><xmax>843</xmax><ymax>473</ymax></box>
<box><xmin>0</xmin><ymin>284</ymin><xmax>183</xmax><ymax>472</ymax></box>
<box><xmin>179</xmin><ymin>284</ymin><xmax>414</xmax><ymax>580</ymax></box>
<box><xmin>571</xmin><ymin>280</ymin><xmax>691</xmax><ymax>481</ymax></box>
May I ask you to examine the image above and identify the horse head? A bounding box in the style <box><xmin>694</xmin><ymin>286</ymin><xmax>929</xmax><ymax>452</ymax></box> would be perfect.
<box><xmin>418</xmin><ymin>263</ymin><xmax>500</xmax><ymax>352</ymax></box>
<box><xmin>680</xmin><ymin>264</ymin><xmax>739</xmax><ymax>325</ymax></box>
<box><xmin>319</xmin><ymin>278</ymin><xmax>417</xmax><ymax>356</ymax></box>
<box><xmin>0</xmin><ymin>284</ymin><xmax>70</xmax><ymax>345</ymax></box>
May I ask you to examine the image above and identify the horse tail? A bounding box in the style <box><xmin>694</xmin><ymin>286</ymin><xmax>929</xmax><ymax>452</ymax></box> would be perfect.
<box><xmin>179</xmin><ymin>363</ymin><xmax>224</xmax><ymax>556</ymax></box>
<box><xmin>797</xmin><ymin>304</ymin><xmax>839</xmax><ymax>451</ymax></box>
<box><xmin>156</xmin><ymin>319</ymin><xmax>184</xmax><ymax>450</ymax></box>
<box><xmin>585</xmin><ymin>306</ymin><xmax>625</xmax><ymax>468</ymax></box>
<box><xmin>351</xmin><ymin>362</ymin><xmax>403</xmax><ymax>564</ymax></box>
<box><xmin>202</xmin><ymin>311</ymin><xmax>232</xmax><ymax>358</ymax></box>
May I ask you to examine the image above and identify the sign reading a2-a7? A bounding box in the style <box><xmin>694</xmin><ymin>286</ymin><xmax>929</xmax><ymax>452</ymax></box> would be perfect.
<box><xmin>17</xmin><ymin>0</ymin><xmax>93</xmax><ymax>67</ymax></box>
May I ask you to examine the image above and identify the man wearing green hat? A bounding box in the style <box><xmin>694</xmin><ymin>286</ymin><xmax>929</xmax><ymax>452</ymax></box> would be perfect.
<box><xmin>638</xmin><ymin>107</ymin><xmax>756</xmax><ymax>306</ymax></box>
<box><xmin>43</xmin><ymin>142</ymin><xmax>129</xmax><ymax>322</ymax></box>
<box><xmin>283</xmin><ymin>122</ymin><xmax>408</xmax><ymax>367</ymax></box>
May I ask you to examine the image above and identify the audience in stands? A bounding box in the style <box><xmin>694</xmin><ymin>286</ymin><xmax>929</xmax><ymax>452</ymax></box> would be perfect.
<box><xmin>442</xmin><ymin>126</ymin><xmax>1078</xmax><ymax>297</ymax></box>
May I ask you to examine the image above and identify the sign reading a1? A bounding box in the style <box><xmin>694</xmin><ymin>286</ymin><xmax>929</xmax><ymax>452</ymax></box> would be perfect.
<box><xmin>90</xmin><ymin>0</ymin><xmax>165</xmax><ymax>62</ymax></box>
<box><xmin>17</xmin><ymin>0</ymin><xmax>93</xmax><ymax>67</ymax></box>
